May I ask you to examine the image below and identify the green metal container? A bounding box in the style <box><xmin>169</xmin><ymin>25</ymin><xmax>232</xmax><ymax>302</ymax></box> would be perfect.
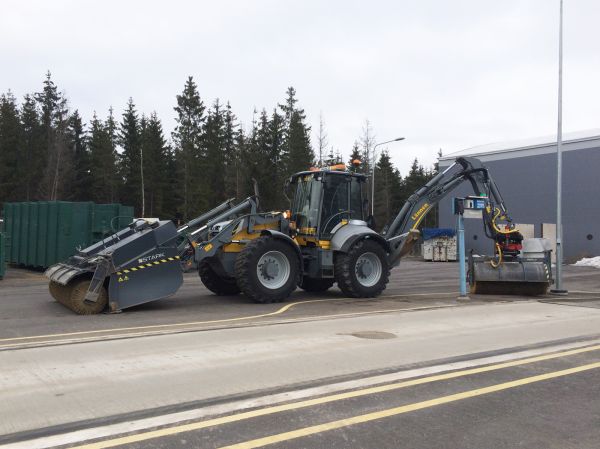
<box><xmin>0</xmin><ymin>232</ymin><xmax>5</xmax><ymax>279</ymax></box>
<box><xmin>2</xmin><ymin>201</ymin><xmax>134</xmax><ymax>269</ymax></box>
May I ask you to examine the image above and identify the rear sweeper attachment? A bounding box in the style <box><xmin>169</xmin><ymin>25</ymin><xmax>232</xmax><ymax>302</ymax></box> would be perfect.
<box><xmin>46</xmin><ymin>157</ymin><xmax>552</xmax><ymax>314</ymax></box>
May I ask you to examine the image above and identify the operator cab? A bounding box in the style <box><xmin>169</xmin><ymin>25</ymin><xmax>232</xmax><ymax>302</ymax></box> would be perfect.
<box><xmin>288</xmin><ymin>167</ymin><xmax>368</xmax><ymax>240</ymax></box>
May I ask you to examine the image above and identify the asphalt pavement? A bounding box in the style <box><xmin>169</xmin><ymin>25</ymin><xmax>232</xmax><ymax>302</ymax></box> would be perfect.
<box><xmin>0</xmin><ymin>260</ymin><xmax>599</xmax><ymax>448</ymax></box>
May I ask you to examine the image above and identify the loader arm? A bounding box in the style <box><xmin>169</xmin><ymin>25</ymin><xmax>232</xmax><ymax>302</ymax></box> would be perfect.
<box><xmin>382</xmin><ymin>157</ymin><xmax>515</xmax><ymax>265</ymax></box>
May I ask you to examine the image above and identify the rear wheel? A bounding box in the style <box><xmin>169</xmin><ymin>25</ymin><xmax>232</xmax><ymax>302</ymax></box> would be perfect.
<box><xmin>68</xmin><ymin>278</ymin><xmax>108</xmax><ymax>315</ymax></box>
<box><xmin>335</xmin><ymin>239</ymin><xmax>389</xmax><ymax>298</ymax></box>
<box><xmin>198</xmin><ymin>261</ymin><xmax>240</xmax><ymax>295</ymax></box>
<box><xmin>235</xmin><ymin>236</ymin><xmax>300</xmax><ymax>303</ymax></box>
<box><xmin>299</xmin><ymin>277</ymin><xmax>335</xmax><ymax>292</ymax></box>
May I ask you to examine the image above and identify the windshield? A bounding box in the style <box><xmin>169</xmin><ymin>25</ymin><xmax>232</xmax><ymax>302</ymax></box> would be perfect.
<box><xmin>291</xmin><ymin>174</ymin><xmax>323</xmax><ymax>235</ymax></box>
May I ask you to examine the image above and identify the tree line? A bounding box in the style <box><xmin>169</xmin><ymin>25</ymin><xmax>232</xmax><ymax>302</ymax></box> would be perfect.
<box><xmin>0</xmin><ymin>72</ymin><xmax>438</xmax><ymax>230</ymax></box>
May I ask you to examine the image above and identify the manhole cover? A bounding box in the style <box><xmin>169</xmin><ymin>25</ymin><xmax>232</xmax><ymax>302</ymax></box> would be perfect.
<box><xmin>344</xmin><ymin>331</ymin><xmax>397</xmax><ymax>340</ymax></box>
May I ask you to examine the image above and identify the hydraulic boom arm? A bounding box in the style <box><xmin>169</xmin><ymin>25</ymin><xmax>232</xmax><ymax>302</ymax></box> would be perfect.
<box><xmin>382</xmin><ymin>157</ymin><xmax>518</xmax><ymax>264</ymax></box>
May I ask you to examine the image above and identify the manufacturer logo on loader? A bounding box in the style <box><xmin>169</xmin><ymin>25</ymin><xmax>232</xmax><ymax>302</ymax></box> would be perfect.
<box><xmin>411</xmin><ymin>203</ymin><xmax>429</xmax><ymax>221</ymax></box>
<box><xmin>138</xmin><ymin>253</ymin><xmax>166</xmax><ymax>264</ymax></box>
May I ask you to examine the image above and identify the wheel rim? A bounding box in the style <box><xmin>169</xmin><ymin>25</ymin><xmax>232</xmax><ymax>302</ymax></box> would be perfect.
<box><xmin>257</xmin><ymin>251</ymin><xmax>290</xmax><ymax>290</ymax></box>
<box><xmin>355</xmin><ymin>252</ymin><xmax>382</xmax><ymax>287</ymax></box>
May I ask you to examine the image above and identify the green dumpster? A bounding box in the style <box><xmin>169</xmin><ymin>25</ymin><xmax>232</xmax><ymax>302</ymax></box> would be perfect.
<box><xmin>2</xmin><ymin>201</ymin><xmax>134</xmax><ymax>269</ymax></box>
<box><xmin>0</xmin><ymin>232</ymin><xmax>5</xmax><ymax>279</ymax></box>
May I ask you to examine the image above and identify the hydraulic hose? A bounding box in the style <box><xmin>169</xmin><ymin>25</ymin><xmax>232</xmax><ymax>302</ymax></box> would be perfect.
<box><xmin>490</xmin><ymin>243</ymin><xmax>503</xmax><ymax>268</ymax></box>
<box><xmin>491</xmin><ymin>207</ymin><xmax>520</xmax><ymax>235</ymax></box>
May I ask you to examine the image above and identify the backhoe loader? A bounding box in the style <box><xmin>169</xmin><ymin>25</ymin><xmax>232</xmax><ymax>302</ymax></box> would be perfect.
<box><xmin>45</xmin><ymin>157</ymin><xmax>552</xmax><ymax>314</ymax></box>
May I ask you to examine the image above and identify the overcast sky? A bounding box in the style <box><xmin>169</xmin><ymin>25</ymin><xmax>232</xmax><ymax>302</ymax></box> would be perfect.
<box><xmin>1</xmin><ymin>0</ymin><xmax>598</xmax><ymax>173</ymax></box>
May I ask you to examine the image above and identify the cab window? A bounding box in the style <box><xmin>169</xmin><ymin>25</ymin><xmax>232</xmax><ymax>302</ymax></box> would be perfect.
<box><xmin>320</xmin><ymin>174</ymin><xmax>349</xmax><ymax>235</ymax></box>
<box><xmin>350</xmin><ymin>177</ymin><xmax>364</xmax><ymax>220</ymax></box>
<box><xmin>291</xmin><ymin>175</ymin><xmax>322</xmax><ymax>234</ymax></box>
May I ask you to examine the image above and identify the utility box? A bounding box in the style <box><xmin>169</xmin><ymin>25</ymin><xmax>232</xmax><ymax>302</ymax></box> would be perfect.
<box><xmin>422</xmin><ymin>228</ymin><xmax>457</xmax><ymax>262</ymax></box>
<box><xmin>2</xmin><ymin>201</ymin><xmax>134</xmax><ymax>269</ymax></box>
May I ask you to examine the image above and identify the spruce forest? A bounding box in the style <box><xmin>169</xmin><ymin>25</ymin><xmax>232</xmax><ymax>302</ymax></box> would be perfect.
<box><xmin>0</xmin><ymin>72</ymin><xmax>438</xmax><ymax>230</ymax></box>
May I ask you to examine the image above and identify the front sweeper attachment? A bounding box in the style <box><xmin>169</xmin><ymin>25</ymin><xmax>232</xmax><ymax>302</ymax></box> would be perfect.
<box><xmin>46</xmin><ymin>219</ymin><xmax>184</xmax><ymax>314</ymax></box>
<box><xmin>45</xmin><ymin>197</ymin><xmax>253</xmax><ymax>314</ymax></box>
<box><xmin>469</xmin><ymin>238</ymin><xmax>553</xmax><ymax>296</ymax></box>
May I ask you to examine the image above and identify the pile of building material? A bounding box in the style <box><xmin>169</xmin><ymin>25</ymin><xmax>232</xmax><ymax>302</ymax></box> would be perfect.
<box><xmin>422</xmin><ymin>228</ymin><xmax>457</xmax><ymax>262</ymax></box>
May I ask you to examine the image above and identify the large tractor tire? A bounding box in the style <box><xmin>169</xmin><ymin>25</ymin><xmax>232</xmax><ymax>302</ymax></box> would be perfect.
<box><xmin>234</xmin><ymin>236</ymin><xmax>300</xmax><ymax>303</ymax></box>
<box><xmin>198</xmin><ymin>261</ymin><xmax>241</xmax><ymax>295</ymax></box>
<box><xmin>299</xmin><ymin>277</ymin><xmax>335</xmax><ymax>292</ymax></box>
<box><xmin>335</xmin><ymin>239</ymin><xmax>390</xmax><ymax>298</ymax></box>
<box><xmin>67</xmin><ymin>278</ymin><xmax>109</xmax><ymax>315</ymax></box>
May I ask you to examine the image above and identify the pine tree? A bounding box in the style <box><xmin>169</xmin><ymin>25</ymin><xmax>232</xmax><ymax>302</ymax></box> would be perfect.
<box><xmin>373</xmin><ymin>151</ymin><xmax>403</xmax><ymax>231</ymax></box>
<box><xmin>403</xmin><ymin>158</ymin><xmax>427</xmax><ymax>198</ymax></box>
<box><xmin>251</xmin><ymin>109</ymin><xmax>272</xmax><ymax>207</ymax></box>
<box><xmin>280</xmin><ymin>87</ymin><xmax>314</xmax><ymax>176</ymax></box>
<box><xmin>140</xmin><ymin>112</ymin><xmax>170</xmax><ymax>217</ymax></box>
<box><xmin>105</xmin><ymin>108</ymin><xmax>120</xmax><ymax>202</ymax></box>
<box><xmin>323</xmin><ymin>146</ymin><xmax>342</xmax><ymax>166</ymax></box>
<box><xmin>118</xmin><ymin>98</ymin><xmax>143</xmax><ymax>214</ymax></box>
<box><xmin>222</xmin><ymin>102</ymin><xmax>240</xmax><ymax>200</ymax></box>
<box><xmin>68</xmin><ymin>110</ymin><xmax>90</xmax><ymax>201</ymax></box>
<box><xmin>0</xmin><ymin>92</ymin><xmax>22</xmax><ymax>204</ymax></box>
<box><xmin>19</xmin><ymin>94</ymin><xmax>43</xmax><ymax>200</ymax></box>
<box><xmin>402</xmin><ymin>158</ymin><xmax>438</xmax><ymax>227</ymax></box>
<box><xmin>347</xmin><ymin>141</ymin><xmax>366</xmax><ymax>173</ymax></box>
<box><xmin>172</xmin><ymin>76</ymin><xmax>206</xmax><ymax>220</ymax></box>
<box><xmin>35</xmin><ymin>71</ymin><xmax>71</xmax><ymax>200</ymax></box>
<box><xmin>36</xmin><ymin>72</ymin><xmax>59</xmax><ymax>149</ymax></box>
<box><xmin>265</xmin><ymin>108</ymin><xmax>286</xmax><ymax>209</ymax></box>
<box><xmin>203</xmin><ymin>99</ymin><xmax>227</xmax><ymax>207</ymax></box>
<box><xmin>238</xmin><ymin>109</ymin><xmax>264</xmax><ymax>201</ymax></box>
<box><xmin>88</xmin><ymin>111</ymin><xmax>119</xmax><ymax>204</ymax></box>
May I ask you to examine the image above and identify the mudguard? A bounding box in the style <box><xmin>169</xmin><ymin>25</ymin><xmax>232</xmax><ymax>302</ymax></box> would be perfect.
<box><xmin>330</xmin><ymin>222</ymin><xmax>390</xmax><ymax>254</ymax></box>
<box><xmin>260</xmin><ymin>229</ymin><xmax>303</xmax><ymax>264</ymax></box>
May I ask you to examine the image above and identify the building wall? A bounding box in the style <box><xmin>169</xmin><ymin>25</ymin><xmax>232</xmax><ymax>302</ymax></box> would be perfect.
<box><xmin>438</xmin><ymin>145</ymin><xmax>600</xmax><ymax>261</ymax></box>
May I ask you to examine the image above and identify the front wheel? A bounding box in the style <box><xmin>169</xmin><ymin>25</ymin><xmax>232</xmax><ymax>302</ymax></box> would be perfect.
<box><xmin>335</xmin><ymin>240</ymin><xmax>389</xmax><ymax>298</ymax></box>
<box><xmin>234</xmin><ymin>236</ymin><xmax>300</xmax><ymax>303</ymax></box>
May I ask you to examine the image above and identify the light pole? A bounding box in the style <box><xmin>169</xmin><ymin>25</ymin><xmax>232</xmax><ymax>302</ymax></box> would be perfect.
<box><xmin>371</xmin><ymin>137</ymin><xmax>405</xmax><ymax>216</ymax></box>
<box><xmin>551</xmin><ymin>0</ymin><xmax>567</xmax><ymax>295</ymax></box>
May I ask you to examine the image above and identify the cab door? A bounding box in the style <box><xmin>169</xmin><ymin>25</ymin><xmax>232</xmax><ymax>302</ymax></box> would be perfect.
<box><xmin>320</xmin><ymin>174</ymin><xmax>350</xmax><ymax>237</ymax></box>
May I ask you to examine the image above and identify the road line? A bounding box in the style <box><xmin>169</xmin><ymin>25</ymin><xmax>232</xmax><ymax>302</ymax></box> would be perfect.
<box><xmin>218</xmin><ymin>361</ymin><xmax>600</xmax><ymax>449</ymax></box>
<box><xmin>0</xmin><ymin>293</ymin><xmax>454</xmax><ymax>348</ymax></box>
<box><xmin>63</xmin><ymin>344</ymin><xmax>600</xmax><ymax>449</ymax></box>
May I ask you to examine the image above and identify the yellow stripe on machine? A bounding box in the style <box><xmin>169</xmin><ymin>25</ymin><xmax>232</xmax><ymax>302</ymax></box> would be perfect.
<box><xmin>114</xmin><ymin>257</ymin><xmax>182</xmax><ymax>279</ymax></box>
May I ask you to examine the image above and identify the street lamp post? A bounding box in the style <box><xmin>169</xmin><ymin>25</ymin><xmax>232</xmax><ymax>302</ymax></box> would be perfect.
<box><xmin>551</xmin><ymin>0</ymin><xmax>567</xmax><ymax>295</ymax></box>
<box><xmin>371</xmin><ymin>137</ymin><xmax>405</xmax><ymax>216</ymax></box>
